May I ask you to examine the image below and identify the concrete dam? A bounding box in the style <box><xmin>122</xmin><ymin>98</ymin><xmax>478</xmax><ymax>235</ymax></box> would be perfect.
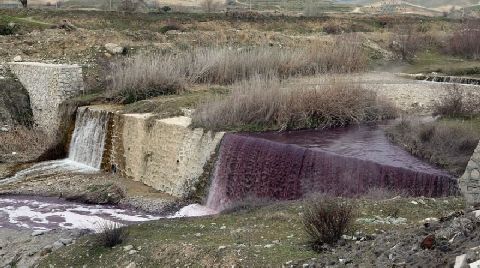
<box><xmin>4</xmin><ymin>62</ymin><xmax>480</xmax><ymax>212</ymax></box>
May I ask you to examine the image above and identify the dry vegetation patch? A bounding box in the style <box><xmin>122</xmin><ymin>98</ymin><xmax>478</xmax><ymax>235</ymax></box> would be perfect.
<box><xmin>386</xmin><ymin>119</ymin><xmax>480</xmax><ymax>176</ymax></box>
<box><xmin>192</xmin><ymin>76</ymin><xmax>397</xmax><ymax>131</ymax></box>
<box><xmin>107</xmin><ymin>35</ymin><xmax>366</xmax><ymax>103</ymax></box>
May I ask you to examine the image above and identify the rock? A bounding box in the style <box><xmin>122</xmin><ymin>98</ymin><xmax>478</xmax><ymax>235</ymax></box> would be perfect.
<box><xmin>126</xmin><ymin>263</ymin><xmax>136</xmax><ymax>268</ymax></box>
<box><xmin>104</xmin><ymin>43</ymin><xmax>125</xmax><ymax>55</ymax></box>
<box><xmin>123</xmin><ymin>245</ymin><xmax>133</xmax><ymax>251</ymax></box>
<box><xmin>32</xmin><ymin>230</ymin><xmax>49</xmax><ymax>236</ymax></box>
<box><xmin>218</xmin><ymin>246</ymin><xmax>227</xmax><ymax>250</ymax></box>
<box><xmin>52</xmin><ymin>241</ymin><xmax>65</xmax><ymax>250</ymax></box>
<box><xmin>59</xmin><ymin>238</ymin><xmax>73</xmax><ymax>245</ymax></box>
<box><xmin>471</xmin><ymin>170</ymin><xmax>480</xmax><ymax>180</ymax></box>
<box><xmin>264</xmin><ymin>244</ymin><xmax>274</xmax><ymax>248</ymax></box>
<box><xmin>472</xmin><ymin>210</ymin><xmax>480</xmax><ymax>218</ymax></box>
<box><xmin>13</xmin><ymin>56</ymin><xmax>22</xmax><ymax>62</ymax></box>
<box><xmin>165</xmin><ymin>30</ymin><xmax>181</xmax><ymax>35</ymax></box>
<box><xmin>0</xmin><ymin>127</ymin><xmax>9</xmax><ymax>132</ymax></box>
<box><xmin>8</xmin><ymin>22</ymin><xmax>16</xmax><ymax>28</ymax></box>
<box><xmin>40</xmin><ymin>245</ymin><xmax>53</xmax><ymax>256</ymax></box>
<box><xmin>470</xmin><ymin>260</ymin><xmax>480</xmax><ymax>267</ymax></box>
<box><xmin>128</xmin><ymin>250</ymin><xmax>137</xmax><ymax>255</ymax></box>
<box><xmin>421</xmin><ymin>234</ymin><xmax>435</xmax><ymax>250</ymax></box>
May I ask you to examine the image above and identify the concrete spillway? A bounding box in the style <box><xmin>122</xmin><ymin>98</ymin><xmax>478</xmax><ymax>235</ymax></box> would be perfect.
<box><xmin>68</xmin><ymin>107</ymin><xmax>110</xmax><ymax>169</ymax></box>
<box><xmin>207</xmin><ymin>124</ymin><xmax>458</xmax><ymax>211</ymax></box>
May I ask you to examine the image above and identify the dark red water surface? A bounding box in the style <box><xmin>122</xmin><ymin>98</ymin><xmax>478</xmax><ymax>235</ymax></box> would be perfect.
<box><xmin>207</xmin><ymin>124</ymin><xmax>458</xmax><ymax>211</ymax></box>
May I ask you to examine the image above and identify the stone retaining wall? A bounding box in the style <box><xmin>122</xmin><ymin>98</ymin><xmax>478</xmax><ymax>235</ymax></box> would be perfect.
<box><xmin>107</xmin><ymin>114</ymin><xmax>224</xmax><ymax>198</ymax></box>
<box><xmin>8</xmin><ymin>62</ymin><xmax>84</xmax><ymax>137</ymax></box>
<box><xmin>460</xmin><ymin>142</ymin><xmax>480</xmax><ymax>205</ymax></box>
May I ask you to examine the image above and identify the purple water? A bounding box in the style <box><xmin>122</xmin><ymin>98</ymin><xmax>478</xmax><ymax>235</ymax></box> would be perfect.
<box><xmin>207</xmin><ymin>124</ymin><xmax>458</xmax><ymax>211</ymax></box>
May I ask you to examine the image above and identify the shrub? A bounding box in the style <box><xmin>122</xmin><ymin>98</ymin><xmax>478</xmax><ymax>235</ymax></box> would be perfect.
<box><xmin>386</xmin><ymin>119</ymin><xmax>480</xmax><ymax>175</ymax></box>
<box><xmin>433</xmin><ymin>84</ymin><xmax>480</xmax><ymax>118</ymax></box>
<box><xmin>390</xmin><ymin>24</ymin><xmax>425</xmax><ymax>61</ymax></box>
<box><xmin>160</xmin><ymin>6</ymin><xmax>171</xmax><ymax>12</ymax></box>
<box><xmin>201</xmin><ymin>0</ymin><xmax>222</xmax><ymax>12</ymax></box>
<box><xmin>119</xmin><ymin>0</ymin><xmax>138</xmax><ymax>12</ymax></box>
<box><xmin>192</xmin><ymin>76</ymin><xmax>397</xmax><ymax>131</ymax></box>
<box><xmin>97</xmin><ymin>221</ymin><xmax>129</xmax><ymax>248</ymax></box>
<box><xmin>0</xmin><ymin>23</ymin><xmax>15</xmax><ymax>35</ymax></box>
<box><xmin>303</xmin><ymin>197</ymin><xmax>354</xmax><ymax>250</ymax></box>
<box><xmin>448</xmin><ymin>20</ymin><xmax>480</xmax><ymax>59</ymax></box>
<box><xmin>159</xmin><ymin>23</ymin><xmax>182</xmax><ymax>33</ymax></box>
<box><xmin>323</xmin><ymin>21</ymin><xmax>343</xmax><ymax>35</ymax></box>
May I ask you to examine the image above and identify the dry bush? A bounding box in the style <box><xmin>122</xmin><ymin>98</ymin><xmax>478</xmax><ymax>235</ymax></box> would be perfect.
<box><xmin>386</xmin><ymin>119</ymin><xmax>480</xmax><ymax>175</ymax></box>
<box><xmin>108</xmin><ymin>53</ymin><xmax>186</xmax><ymax>103</ymax></box>
<box><xmin>192</xmin><ymin>76</ymin><xmax>397</xmax><ymax>131</ymax></box>
<box><xmin>433</xmin><ymin>84</ymin><xmax>480</xmax><ymax>118</ymax></box>
<box><xmin>97</xmin><ymin>221</ymin><xmax>129</xmax><ymax>248</ymax></box>
<box><xmin>390</xmin><ymin>24</ymin><xmax>425</xmax><ymax>61</ymax></box>
<box><xmin>448</xmin><ymin>20</ymin><xmax>480</xmax><ymax>59</ymax></box>
<box><xmin>0</xmin><ymin>126</ymin><xmax>49</xmax><ymax>159</ymax></box>
<box><xmin>323</xmin><ymin>20</ymin><xmax>343</xmax><ymax>35</ymax></box>
<box><xmin>108</xmin><ymin>35</ymin><xmax>366</xmax><ymax>103</ymax></box>
<box><xmin>303</xmin><ymin>197</ymin><xmax>354</xmax><ymax>250</ymax></box>
<box><xmin>201</xmin><ymin>0</ymin><xmax>222</xmax><ymax>12</ymax></box>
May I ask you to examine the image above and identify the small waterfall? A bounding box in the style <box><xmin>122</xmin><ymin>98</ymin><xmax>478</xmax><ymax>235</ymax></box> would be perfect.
<box><xmin>424</xmin><ymin>75</ymin><xmax>480</xmax><ymax>85</ymax></box>
<box><xmin>68</xmin><ymin>107</ymin><xmax>110</xmax><ymax>169</ymax></box>
<box><xmin>207</xmin><ymin>130</ymin><xmax>458</xmax><ymax>211</ymax></box>
<box><xmin>1</xmin><ymin>107</ymin><xmax>110</xmax><ymax>185</ymax></box>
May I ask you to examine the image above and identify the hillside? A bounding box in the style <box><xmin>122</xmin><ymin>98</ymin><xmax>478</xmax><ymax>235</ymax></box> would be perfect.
<box><xmin>337</xmin><ymin>0</ymin><xmax>479</xmax><ymax>8</ymax></box>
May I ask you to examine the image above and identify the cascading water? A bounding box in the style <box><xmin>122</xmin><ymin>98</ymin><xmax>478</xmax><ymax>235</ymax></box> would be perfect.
<box><xmin>68</xmin><ymin>107</ymin><xmax>109</xmax><ymax>169</ymax></box>
<box><xmin>207</xmin><ymin>124</ymin><xmax>459</xmax><ymax>211</ymax></box>
<box><xmin>1</xmin><ymin>107</ymin><xmax>110</xmax><ymax>184</ymax></box>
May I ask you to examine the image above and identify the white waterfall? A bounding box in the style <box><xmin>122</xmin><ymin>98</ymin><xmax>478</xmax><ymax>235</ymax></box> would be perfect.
<box><xmin>68</xmin><ymin>107</ymin><xmax>109</xmax><ymax>169</ymax></box>
<box><xmin>1</xmin><ymin>107</ymin><xmax>110</xmax><ymax>185</ymax></box>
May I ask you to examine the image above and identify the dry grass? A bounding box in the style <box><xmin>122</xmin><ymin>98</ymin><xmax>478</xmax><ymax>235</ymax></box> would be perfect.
<box><xmin>108</xmin><ymin>53</ymin><xmax>187</xmax><ymax>103</ymax></box>
<box><xmin>192</xmin><ymin>76</ymin><xmax>397</xmax><ymax>131</ymax></box>
<box><xmin>97</xmin><ymin>221</ymin><xmax>129</xmax><ymax>248</ymax></box>
<box><xmin>303</xmin><ymin>196</ymin><xmax>355</xmax><ymax>251</ymax></box>
<box><xmin>108</xmin><ymin>35</ymin><xmax>367</xmax><ymax>103</ymax></box>
<box><xmin>433</xmin><ymin>84</ymin><xmax>480</xmax><ymax>118</ymax></box>
<box><xmin>386</xmin><ymin>119</ymin><xmax>480</xmax><ymax>176</ymax></box>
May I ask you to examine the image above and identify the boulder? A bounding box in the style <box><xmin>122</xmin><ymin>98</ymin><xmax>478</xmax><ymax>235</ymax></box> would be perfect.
<box><xmin>104</xmin><ymin>43</ymin><xmax>125</xmax><ymax>55</ymax></box>
<box><xmin>13</xmin><ymin>56</ymin><xmax>22</xmax><ymax>62</ymax></box>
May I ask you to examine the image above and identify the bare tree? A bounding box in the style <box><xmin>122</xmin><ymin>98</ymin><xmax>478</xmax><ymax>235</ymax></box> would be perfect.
<box><xmin>19</xmin><ymin>0</ymin><xmax>27</xmax><ymax>8</ymax></box>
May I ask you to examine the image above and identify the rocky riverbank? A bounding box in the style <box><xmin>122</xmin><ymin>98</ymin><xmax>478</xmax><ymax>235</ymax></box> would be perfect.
<box><xmin>0</xmin><ymin>228</ymin><xmax>86</xmax><ymax>268</ymax></box>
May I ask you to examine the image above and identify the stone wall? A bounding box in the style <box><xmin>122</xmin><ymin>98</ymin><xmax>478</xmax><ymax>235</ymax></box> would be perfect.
<box><xmin>108</xmin><ymin>114</ymin><xmax>224</xmax><ymax>198</ymax></box>
<box><xmin>460</xmin><ymin>142</ymin><xmax>480</xmax><ymax>205</ymax></box>
<box><xmin>8</xmin><ymin>62</ymin><xmax>84</xmax><ymax>137</ymax></box>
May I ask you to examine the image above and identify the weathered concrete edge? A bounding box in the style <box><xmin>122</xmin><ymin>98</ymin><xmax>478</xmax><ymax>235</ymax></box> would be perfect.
<box><xmin>460</xmin><ymin>142</ymin><xmax>480</xmax><ymax>205</ymax></box>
